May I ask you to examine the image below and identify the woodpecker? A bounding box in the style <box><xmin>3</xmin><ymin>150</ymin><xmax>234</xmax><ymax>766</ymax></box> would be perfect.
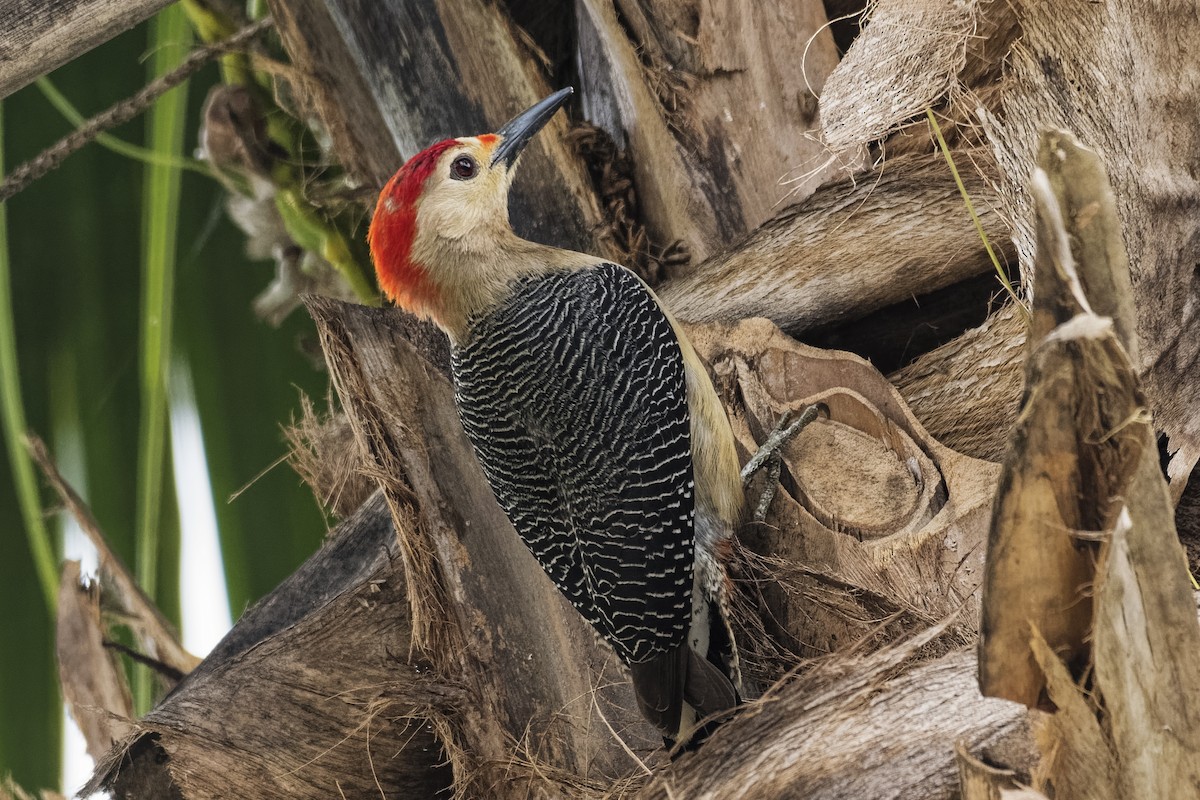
<box><xmin>368</xmin><ymin>88</ymin><xmax>744</xmax><ymax>744</ymax></box>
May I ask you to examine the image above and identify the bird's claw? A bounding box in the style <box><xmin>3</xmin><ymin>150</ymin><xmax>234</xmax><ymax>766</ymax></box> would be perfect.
<box><xmin>741</xmin><ymin>403</ymin><xmax>828</xmax><ymax>522</ymax></box>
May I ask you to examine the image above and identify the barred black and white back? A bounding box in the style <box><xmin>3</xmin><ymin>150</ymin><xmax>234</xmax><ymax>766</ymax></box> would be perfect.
<box><xmin>451</xmin><ymin>262</ymin><xmax>738</xmax><ymax>739</ymax></box>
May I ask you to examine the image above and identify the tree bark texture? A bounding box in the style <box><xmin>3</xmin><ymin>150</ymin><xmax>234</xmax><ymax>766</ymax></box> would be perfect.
<box><xmin>820</xmin><ymin>0</ymin><xmax>1200</xmax><ymax>476</ymax></box>
<box><xmin>270</xmin><ymin>0</ymin><xmax>1015</xmax><ymax>397</ymax></box>
<box><xmin>890</xmin><ymin>306</ymin><xmax>1025</xmax><ymax>462</ymax></box>
<box><xmin>308</xmin><ymin>297</ymin><xmax>662</xmax><ymax>796</ymax></box>
<box><xmin>0</xmin><ymin>0</ymin><xmax>173</xmax><ymax>99</ymax></box>
<box><xmin>88</xmin><ymin>301</ymin><xmax>1030</xmax><ymax>798</ymax></box>
<box><xmin>638</xmin><ymin>645</ymin><xmax>1034</xmax><ymax>800</ymax></box>
<box><xmin>980</xmin><ymin>0</ymin><xmax>1200</xmax><ymax>490</ymax></box>
<box><xmin>658</xmin><ymin>150</ymin><xmax>1011</xmax><ymax>335</ymax></box>
<box><xmin>57</xmin><ymin>0</ymin><xmax>1200</xmax><ymax>796</ymax></box>
<box><xmin>576</xmin><ymin>0</ymin><xmax>850</xmax><ymax>262</ymax></box>
<box><xmin>88</xmin><ymin>494</ymin><xmax>453</xmax><ymax>798</ymax></box>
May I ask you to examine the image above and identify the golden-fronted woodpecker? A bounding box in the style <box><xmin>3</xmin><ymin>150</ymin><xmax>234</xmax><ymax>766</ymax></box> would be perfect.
<box><xmin>368</xmin><ymin>88</ymin><xmax>743</xmax><ymax>744</ymax></box>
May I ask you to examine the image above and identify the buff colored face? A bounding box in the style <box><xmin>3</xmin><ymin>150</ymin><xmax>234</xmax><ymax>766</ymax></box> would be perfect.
<box><xmin>368</xmin><ymin>88</ymin><xmax>574</xmax><ymax>321</ymax></box>
<box><xmin>408</xmin><ymin>134</ymin><xmax>514</xmax><ymax>246</ymax></box>
<box><xmin>367</xmin><ymin>133</ymin><xmax>520</xmax><ymax>313</ymax></box>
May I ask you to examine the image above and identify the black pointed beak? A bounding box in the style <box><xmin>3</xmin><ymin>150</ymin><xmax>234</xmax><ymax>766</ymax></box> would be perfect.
<box><xmin>489</xmin><ymin>87</ymin><xmax>573</xmax><ymax>169</ymax></box>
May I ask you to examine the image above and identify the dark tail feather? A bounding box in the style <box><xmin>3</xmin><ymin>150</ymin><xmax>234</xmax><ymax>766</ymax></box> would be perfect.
<box><xmin>628</xmin><ymin>596</ymin><xmax>742</xmax><ymax>749</ymax></box>
<box><xmin>627</xmin><ymin>645</ymin><xmax>687</xmax><ymax>737</ymax></box>
<box><xmin>628</xmin><ymin>641</ymin><xmax>740</xmax><ymax>751</ymax></box>
<box><xmin>670</xmin><ymin>644</ymin><xmax>738</xmax><ymax>752</ymax></box>
<box><xmin>684</xmin><ymin>646</ymin><xmax>738</xmax><ymax>715</ymax></box>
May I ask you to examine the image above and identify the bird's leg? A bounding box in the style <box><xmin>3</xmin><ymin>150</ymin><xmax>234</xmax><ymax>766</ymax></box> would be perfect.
<box><xmin>740</xmin><ymin>403</ymin><xmax>827</xmax><ymax>484</ymax></box>
<box><xmin>741</xmin><ymin>403</ymin><xmax>828</xmax><ymax>522</ymax></box>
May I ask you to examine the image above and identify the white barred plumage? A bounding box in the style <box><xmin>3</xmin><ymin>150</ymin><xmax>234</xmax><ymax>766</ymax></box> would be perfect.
<box><xmin>453</xmin><ymin>263</ymin><xmax>695</xmax><ymax>663</ymax></box>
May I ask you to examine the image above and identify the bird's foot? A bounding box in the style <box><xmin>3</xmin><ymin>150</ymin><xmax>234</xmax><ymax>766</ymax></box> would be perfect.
<box><xmin>741</xmin><ymin>403</ymin><xmax>828</xmax><ymax>522</ymax></box>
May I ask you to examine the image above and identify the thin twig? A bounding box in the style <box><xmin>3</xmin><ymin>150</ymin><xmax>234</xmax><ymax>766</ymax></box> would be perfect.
<box><xmin>753</xmin><ymin>457</ymin><xmax>783</xmax><ymax>523</ymax></box>
<box><xmin>23</xmin><ymin>432</ymin><xmax>199</xmax><ymax>674</ymax></box>
<box><xmin>101</xmin><ymin>640</ymin><xmax>186</xmax><ymax>682</ymax></box>
<box><xmin>591</xmin><ymin>692</ymin><xmax>654</xmax><ymax>777</ymax></box>
<box><xmin>0</xmin><ymin>17</ymin><xmax>273</xmax><ymax>204</ymax></box>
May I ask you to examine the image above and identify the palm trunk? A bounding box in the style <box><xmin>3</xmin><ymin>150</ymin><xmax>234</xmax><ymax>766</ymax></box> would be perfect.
<box><xmin>61</xmin><ymin>0</ymin><xmax>1200</xmax><ymax>796</ymax></box>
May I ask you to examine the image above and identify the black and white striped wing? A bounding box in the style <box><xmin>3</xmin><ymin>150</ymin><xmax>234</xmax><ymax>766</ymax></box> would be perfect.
<box><xmin>451</xmin><ymin>263</ymin><xmax>695</xmax><ymax>664</ymax></box>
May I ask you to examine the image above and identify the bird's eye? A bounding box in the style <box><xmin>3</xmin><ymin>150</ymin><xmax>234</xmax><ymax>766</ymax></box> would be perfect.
<box><xmin>451</xmin><ymin>155</ymin><xmax>477</xmax><ymax>180</ymax></box>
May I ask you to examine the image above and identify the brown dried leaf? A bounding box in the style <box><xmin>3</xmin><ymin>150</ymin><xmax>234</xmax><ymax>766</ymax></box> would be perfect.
<box><xmin>977</xmin><ymin>325</ymin><xmax>1140</xmax><ymax>707</ymax></box>
<box><xmin>891</xmin><ymin>304</ymin><xmax>1027</xmax><ymax>463</ymax></box>
<box><xmin>1090</xmin><ymin>461</ymin><xmax>1200</xmax><ymax>797</ymax></box>
<box><xmin>55</xmin><ymin>561</ymin><xmax>134</xmax><ymax>761</ymax></box>
<box><xmin>27</xmin><ymin>435</ymin><xmax>198</xmax><ymax>679</ymax></box>
<box><xmin>1028</xmin><ymin>627</ymin><xmax>1116</xmax><ymax>797</ymax></box>
<box><xmin>982</xmin><ymin>128</ymin><xmax>1200</xmax><ymax>800</ymax></box>
<box><xmin>978</xmin><ymin>133</ymin><xmax>1148</xmax><ymax>708</ymax></box>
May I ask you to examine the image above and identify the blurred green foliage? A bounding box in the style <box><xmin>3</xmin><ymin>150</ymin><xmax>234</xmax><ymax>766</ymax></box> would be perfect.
<box><xmin>0</xmin><ymin>13</ymin><xmax>332</xmax><ymax>792</ymax></box>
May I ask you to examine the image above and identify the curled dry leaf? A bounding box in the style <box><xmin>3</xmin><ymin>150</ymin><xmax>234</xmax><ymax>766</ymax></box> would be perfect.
<box><xmin>56</xmin><ymin>561</ymin><xmax>134</xmax><ymax>762</ymax></box>
<box><xmin>686</xmin><ymin>318</ymin><xmax>999</xmax><ymax>682</ymax></box>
